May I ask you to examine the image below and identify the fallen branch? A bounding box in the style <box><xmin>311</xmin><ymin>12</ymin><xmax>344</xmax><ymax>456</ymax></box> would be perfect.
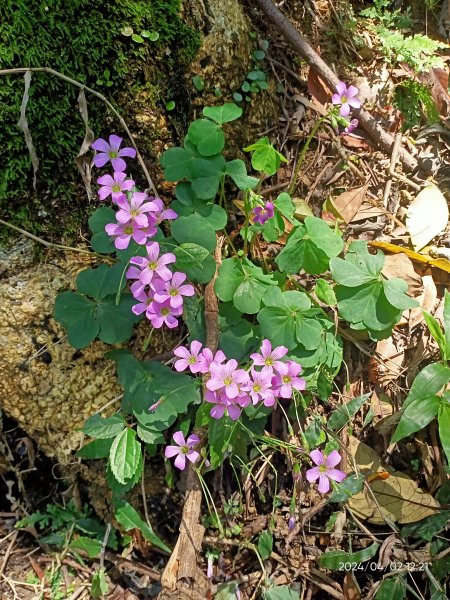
<box><xmin>254</xmin><ymin>0</ymin><xmax>418</xmax><ymax>172</ymax></box>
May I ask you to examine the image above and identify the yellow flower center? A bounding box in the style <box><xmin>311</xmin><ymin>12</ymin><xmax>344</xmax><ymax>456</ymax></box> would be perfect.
<box><xmin>224</xmin><ymin>377</ymin><xmax>232</xmax><ymax>386</ymax></box>
<box><xmin>108</xmin><ymin>150</ymin><xmax>118</xmax><ymax>159</ymax></box>
<box><xmin>112</xmin><ymin>184</ymin><xmax>121</xmax><ymax>192</ymax></box>
<box><xmin>282</xmin><ymin>375</ymin><xmax>291</xmax><ymax>384</ymax></box>
<box><xmin>253</xmin><ymin>384</ymin><xmax>261</xmax><ymax>392</ymax></box>
<box><xmin>265</xmin><ymin>358</ymin><xmax>273</xmax><ymax>366</ymax></box>
<box><xmin>161</xmin><ymin>308</ymin><xmax>169</xmax><ymax>316</ymax></box>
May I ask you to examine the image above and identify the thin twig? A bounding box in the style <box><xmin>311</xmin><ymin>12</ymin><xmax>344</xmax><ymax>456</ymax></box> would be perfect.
<box><xmin>0</xmin><ymin>67</ymin><xmax>157</xmax><ymax>195</ymax></box>
<box><xmin>0</xmin><ymin>530</ymin><xmax>18</xmax><ymax>579</ymax></box>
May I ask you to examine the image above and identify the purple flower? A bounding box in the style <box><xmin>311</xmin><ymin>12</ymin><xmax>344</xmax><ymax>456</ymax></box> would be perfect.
<box><xmin>131</xmin><ymin>289</ymin><xmax>155</xmax><ymax>316</ymax></box>
<box><xmin>148</xmin><ymin>198</ymin><xmax>178</xmax><ymax>224</ymax></box>
<box><xmin>153</xmin><ymin>271</ymin><xmax>195</xmax><ymax>309</ymax></box>
<box><xmin>205</xmin><ymin>390</ymin><xmax>250</xmax><ymax>421</ymax></box>
<box><xmin>344</xmin><ymin>118</ymin><xmax>359</xmax><ymax>134</ymax></box>
<box><xmin>207</xmin><ymin>359</ymin><xmax>250</xmax><ymax>399</ymax></box>
<box><xmin>105</xmin><ymin>220</ymin><xmax>148</xmax><ymax>250</ymax></box>
<box><xmin>91</xmin><ymin>135</ymin><xmax>136</xmax><ymax>172</ymax></box>
<box><xmin>147</xmin><ymin>299</ymin><xmax>183</xmax><ymax>329</ymax></box>
<box><xmin>272</xmin><ymin>360</ymin><xmax>306</xmax><ymax>398</ymax></box>
<box><xmin>288</xmin><ymin>516</ymin><xmax>296</xmax><ymax>532</ymax></box>
<box><xmin>253</xmin><ymin>201</ymin><xmax>274</xmax><ymax>225</ymax></box>
<box><xmin>201</xmin><ymin>348</ymin><xmax>226</xmax><ymax>372</ymax></box>
<box><xmin>305</xmin><ymin>449</ymin><xmax>346</xmax><ymax>494</ymax></box>
<box><xmin>246</xmin><ymin>367</ymin><xmax>275</xmax><ymax>405</ymax></box>
<box><xmin>331</xmin><ymin>82</ymin><xmax>361</xmax><ymax>117</ymax></box>
<box><xmin>250</xmin><ymin>340</ymin><xmax>288</xmax><ymax>374</ymax></box>
<box><xmin>164</xmin><ymin>431</ymin><xmax>200</xmax><ymax>470</ymax></box>
<box><xmin>129</xmin><ymin>242</ymin><xmax>176</xmax><ymax>284</ymax></box>
<box><xmin>97</xmin><ymin>172</ymin><xmax>135</xmax><ymax>202</ymax></box>
<box><xmin>173</xmin><ymin>340</ymin><xmax>205</xmax><ymax>373</ymax></box>
<box><xmin>116</xmin><ymin>192</ymin><xmax>158</xmax><ymax>228</ymax></box>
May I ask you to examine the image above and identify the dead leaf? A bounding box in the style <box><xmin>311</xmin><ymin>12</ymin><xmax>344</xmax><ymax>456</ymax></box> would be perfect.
<box><xmin>352</xmin><ymin>203</ymin><xmax>386</xmax><ymax>222</ymax></box>
<box><xmin>347</xmin><ymin>437</ymin><xmax>440</xmax><ymax>524</ymax></box>
<box><xmin>75</xmin><ymin>88</ymin><xmax>95</xmax><ymax>200</ymax></box>
<box><xmin>378</xmin><ymin>534</ymin><xmax>399</xmax><ymax>568</ymax></box>
<box><xmin>307</xmin><ymin>66</ymin><xmax>333</xmax><ymax>109</ymax></box>
<box><xmin>382</xmin><ymin>253</ymin><xmax>423</xmax><ymax>297</ymax></box>
<box><xmin>17</xmin><ymin>70</ymin><xmax>39</xmax><ymax>190</ymax></box>
<box><xmin>343</xmin><ymin>572</ymin><xmax>361</xmax><ymax>600</ymax></box>
<box><xmin>340</xmin><ymin>135</ymin><xmax>372</xmax><ymax>150</ymax></box>
<box><xmin>427</xmin><ymin>68</ymin><xmax>450</xmax><ymax>117</ymax></box>
<box><xmin>370</xmin><ymin>337</ymin><xmax>405</xmax><ymax>386</ymax></box>
<box><xmin>369</xmin><ymin>240</ymin><xmax>450</xmax><ymax>274</ymax></box>
<box><xmin>330</xmin><ymin>182</ymin><xmax>370</xmax><ymax>224</ymax></box>
<box><xmin>406</xmin><ymin>184</ymin><xmax>448</xmax><ymax>251</ymax></box>
<box><xmin>409</xmin><ymin>273</ymin><xmax>437</xmax><ymax>328</ymax></box>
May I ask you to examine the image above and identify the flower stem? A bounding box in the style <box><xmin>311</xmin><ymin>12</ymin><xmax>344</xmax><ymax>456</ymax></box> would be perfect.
<box><xmin>288</xmin><ymin>114</ymin><xmax>328</xmax><ymax>196</ymax></box>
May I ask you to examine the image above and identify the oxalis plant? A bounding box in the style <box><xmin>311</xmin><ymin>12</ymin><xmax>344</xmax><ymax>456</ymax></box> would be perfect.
<box><xmin>53</xmin><ymin>86</ymin><xmax>420</xmax><ymax>557</ymax></box>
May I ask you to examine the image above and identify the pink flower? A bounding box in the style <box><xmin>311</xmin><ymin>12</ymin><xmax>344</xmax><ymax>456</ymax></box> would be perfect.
<box><xmin>205</xmin><ymin>390</ymin><xmax>250</xmax><ymax>421</ymax></box>
<box><xmin>131</xmin><ymin>289</ymin><xmax>155</xmax><ymax>316</ymax></box>
<box><xmin>207</xmin><ymin>359</ymin><xmax>250</xmax><ymax>399</ymax></box>
<box><xmin>105</xmin><ymin>220</ymin><xmax>148</xmax><ymax>250</ymax></box>
<box><xmin>288</xmin><ymin>516</ymin><xmax>296</xmax><ymax>531</ymax></box>
<box><xmin>245</xmin><ymin>367</ymin><xmax>275</xmax><ymax>405</ymax></box>
<box><xmin>129</xmin><ymin>242</ymin><xmax>176</xmax><ymax>284</ymax></box>
<box><xmin>200</xmin><ymin>348</ymin><xmax>226</xmax><ymax>372</ymax></box>
<box><xmin>331</xmin><ymin>82</ymin><xmax>361</xmax><ymax>117</ymax></box>
<box><xmin>153</xmin><ymin>272</ymin><xmax>195</xmax><ymax>309</ymax></box>
<box><xmin>272</xmin><ymin>360</ymin><xmax>306</xmax><ymax>398</ymax></box>
<box><xmin>173</xmin><ymin>340</ymin><xmax>205</xmax><ymax>373</ymax></box>
<box><xmin>116</xmin><ymin>192</ymin><xmax>158</xmax><ymax>228</ymax></box>
<box><xmin>252</xmin><ymin>201</ymin><xmax>274</xmax><ymax>225</ymax></box>
<box><xmin>305</xmin><ymin>449</ymin><xmax>346</xmax><ymax>494</ymax></box>
<box><xmin>92</xmin><ymin>135</ymin><xmax>136</xmax><ymax>172</ymax></box>
<box><xmin>97</xmin><ymin>172</ymin><xmax>135</xmax><ymax>202</ymax></box>
<box><xmin>164</xmin><ymin>431</ymin><xmax>200</xmax><ymax>470</ymax></box>
<box><xmin>147</xmin><ymin>299</ymin><xmax>183</xmax><ymax>329</ymax></box>
<box><xmin>148</xmin><ymin>197</ymin><xmax>178</xmax><ymax>224</ymax></box>
<box><xmin>250</xmin><ymin>340</ymin><xmax>288</xmax><ymax>373</ymax></box>
<box><xmin>344</xmin><ymin>118</ymin><xmax>359</xmax><ymax>134</ymax></box>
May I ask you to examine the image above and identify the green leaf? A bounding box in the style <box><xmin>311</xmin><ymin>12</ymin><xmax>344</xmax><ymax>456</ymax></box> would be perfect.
<box><xmin>136</xmin><ymin>424</ymin><xmax>164</xmax><ymax>445</ymax></box>
<box><xmin>277</xmin><ymin>217</ymin><xmax>343</xmax><ymax>275</ymax></box>
<box><xmin>264</xmin><ymin>586</ymin><xmax>300</xmax><ymax>600</ymax></box>
<box><xmin>317</xmin><ymin>542</ymin><xmax>379</xmax><ymax>570</ymax></box>
<box><xmin>401</xmin><ymin>508</ymin><xmax>450</xmax><ymax>541</ymax></box>
<box><xmin>374</xmin><ymin>576</ymin><xmax>406</xmax><ymax>600</ymax></box>
<box><xmin>91</xmin><ymin>569</ymin><xmax>109</xmax><ymax>599</ymax></box>
<box><xmin>438</xmin><ymin>402</ymin><xmax>450</xmax><ymax>465</ymax></box>
<box><xmin>110</xmin><ymin>352</ymin><xmax>200</xmax><ymax>431</ymax></box>
<box><xmin>188</xmin><ymin>119</ymin><xmax>225</xmax><ymax>156</ymax></box>
<box><xmin>391</xmin><ymin>395</ymin><xmax>440</xmax><ymax>443</ymax></box>
<box><xmin>53</xmin><ymin>292</ymin><xmax>98</xmax><ymax>348</ymax></box>
<box><xmin>257</xmin><ymin>530</ymin><xmax>273</xmax><ymax>560</ymax></box>
<box><xmin>225</xmin><ymin>159</ymin><xmax>259</xmax><ymax>190</ymax></box>
<box><xmin>275</xmin><ymin>192</ymin><xmax>296</xmax><ymax>221</ymax></box>
<box><xmin>171</xmin><ymin>214</ymin><xmax>217</xmax><ymax>252</ymax></box>
<box><xmin>443</xmin><ymin>290</ymin><xmax>450</xmax><ymax>357</ymax></box>
<box><xmin>315</xmin><ymin>279</ymin><xmax>337</xmax><ymax>306</ymax></box>
<box><xmin>330</xmin><ymin>244</ymin><xmax>384</xmax><ymax>286</ymax></box>
<box><xmin>69</xmin><ymin>537</ymin><xmax>102</xmax><ymax>558</ymax></box>
<box><xmin>82</xmin><ymin>414</ymin><xmax>126</xmax><ymax>439</ymax></box>
<box><xmin>89</xmin><ymin>207</ymin><xmax>116</xmax><ymax>254</ymax></box>
<box><xmin>96</xmin><ymin>294</ymin><xmax>140</xmax><ymax>344</ymax></box>
<box><xmin>115</xmin><ymin>502</ymin><xmax>170</xmax><ymax>552</ymax></box>
<box><xmin>328</xmin><ymin>394</ymin><xmax>371</xmax><ymax>432</ymax></box>
<box><xmin>403</xmin><ymin>363</ymin><xmax>450</xmax><ymax>409</ymax></box>
<box><xmin>191</xmin><ymin>175</ymin><xmax>222</xmax><ymax>199</ymax></box>
<box><xmin>76</xmin><ymin>264</ymin><xmax>126</xmax><ymax>300</ymax></box>
<box><xmin>77</xmin><ymin>438</ymin><xmax>114</xmax><ymax>459</ymax></box>
<box><xmin>160</xmin><ymin>146</ymin><xmax>198</xmax><ymax>181</ymax></box>
<box><xmin>220</xmin><ymin>318</ymin><xmax>257</xmax><ymax>361</ymax></box>
<box><xmin>109</xmin><ymin>428</ymin><xmax>141</xmax><ymax>485</ymax></box>
<box><xmin>253</xmin><ymin>50</ymin><xmax>266</xmax><ymax>60</ymax></box>
<box><xmin>329</xmin><ymin>474</ymin><xmax>365</xmax><ymax>503</ymax></box>
<box><xmin>131</xmin><ymin>33</ymin><xmax>143</xmax><ymax>43</ymax></box>
<box><xmin>203</xmin><ymin>102</ymin><xmax>242</xmax><ymax>124</ymax></box>
<box><xmin>423</xmin><ymin>311</ymin><xmax>447</xmax><ymax>359</ymax></box>
<box><xmin>383</xmin><ymin>278</ymin><xmax>418</xmax><ymax>310</ymax></box>
<box><xmin>243</xmin><ymin>136</ymin><xmax>287</xmax><ymax>176</ymax></box>
<box><xmin>166</xmin><ymin>100</ymin><xmax>176</xmax><ymax>111</ymax></box>
<box><xmin>209</xmin><ymin>417</ymin><xmax>233</xmax><ymax>468</ymax></box>
<box><xmin>247</xmin><ymin>69</ymin><xmax>266</xmax><ymax>81</ymax></box>
<box><xmin>173</xmin><ymin>243</ymin><xmax>216</xmax><ymax>283</ymax></box>
<box><xmin>192</xmin><ymin>75</ymin><xmax>204</xmax><ymax>91</ymax></box>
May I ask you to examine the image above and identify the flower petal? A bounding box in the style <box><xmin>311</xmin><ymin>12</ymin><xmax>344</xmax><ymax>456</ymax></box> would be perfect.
<box><xmin>310</xmin><ymin>449</ymin><xmax>325</xmax><ymax>467</ymax></box>
<box><xmin>336</xmin><ymin>81</ymin><xmax>347</xmax><ymax>96</ymax></box>
<box><xmin>305</xmin><ymin>466</ymin><xmax>320</xmax><ymax>482</ymax></box>
<box><xmin>174</xmin><ymin>453</ymin><xmax>186</xmax><ymax>470</ymax></box>
<box><xmin>317</xmin><ymin>474</ymin><xmax>330</xmax><ymax>494</ymax></box>
<box><xmin>172</xmin><ymin>431</ymin><xmax>186</xmax><ymax>446</ymax></box>
<box><xmin>325</xmin><ymin>450</ymin><xmax>342</xmax><ymax>469</ymax></box>
<box><xmin>327</xmin><ymin>469</ymin><xmax>346</xmax><ymax>483</ymax></box>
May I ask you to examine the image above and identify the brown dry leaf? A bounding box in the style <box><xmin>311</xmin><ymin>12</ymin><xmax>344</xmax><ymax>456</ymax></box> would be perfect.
<box><xmin>343</xmin><ymin>572</ymin><xmax>361</xmax><ymax>600</ymax></box>
<box><xmin>369</xmin><ymin>240</ymin><xmax>450</xmax><ymax>274</ymax></box>
<box><xmin>382</xmin><ymin>253</ymin><xmax>423</xmax><ymax>297</ymax></box>
<box><xmin>347</xmin><ymin>437</ymin><xmax>440</xmax><ymax>524</ymax></box>
<box><xmin>427</xmin><ymin>68</ymin><xmax>450</xmax><ymax>117</ymax></box>
<box><xmin>378</xmin><ymin>534</ymin><xmax>399</xmax><ymax>568</ymax></box>
<box><xmin>370</xmin><ymin>390</ymin><xmax>394</xmax><ymax>419</ymax></box>
<box><xmin>370</xmin><ymin>337</ymin><xmax>404</xmax><ymax>386</ymax></box>
<box><xmin>351</xmin><ymin>203</ymin><xmax>385</xmax><ymax>222</ymax></box>
<box><xmin>340</xmin><ymin>135</ymin><xmax>372</xmax><ymax>150</ymax></box>
<box><xmin>409</xmin><ymin>273</ymin><xmax>437</xmax><ymax>328</ymax></box>
<box><xmin>406</xmin><ymin>184</ymin><xmax>449</xmax><ymax>251</ymax></box>
<box><xmin>307</xmin><ymin>66</ymin><xmax>333</xmax><ymax>109</ymax></box>
<box><xmin>330</xmin><ymin>182</ymin><xmax>370</xmax><ymax>224</ymax></box>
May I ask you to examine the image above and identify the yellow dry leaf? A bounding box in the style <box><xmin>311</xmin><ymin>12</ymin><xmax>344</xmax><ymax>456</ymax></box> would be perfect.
<box><xmin>347</xmin><ymin>437</ymin><xmax>440</xmax><ymax>524</ymax></box>
<box><xmin>369</xmin><ymin>240</ymin><xmax>450</xmax><ymax>274</ymax></box>
<box><xmin>406</xmin><ymin>184</ymin><xmax>448</xmax><ymax>251</ymax></box>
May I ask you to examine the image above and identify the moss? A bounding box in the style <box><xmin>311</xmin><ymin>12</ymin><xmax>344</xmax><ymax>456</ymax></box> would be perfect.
<box><xmin>0</xmin><ymin>0</ymin><xmax>201</xmax><ymax>243</ymax></box>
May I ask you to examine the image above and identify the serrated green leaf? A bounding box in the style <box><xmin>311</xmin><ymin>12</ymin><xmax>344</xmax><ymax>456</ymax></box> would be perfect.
<box><xmin>203</xmin><ymin>103</ymin><xmax>242</xmax><ymax>124</ymax></box>
<box><xmin>136</xmin><ymin>424</ymin><xmax>165</xmax><ymax>444</ymax></box>
<box><xmin>109</xmin><ymin>428</ymin><xmax>141</xmax><ymax>485</ymax></box>
<box><xmin>115</xmin><ymin>502</ymin><xmax>170</xmax><ymax>552</ymax></box>
<box><xmin>76</xmin><ymin>437</ymin><xmax>114</xmax><ymax>459</ymax></box>
<box><xmin>82</xmin><ymin>414</ymin><xmax>126</xmax><ymax>439</ymax></box>
<box><xmin>391</xmin><ymin>395</ymin><xmax>440</xmax><ymax>443</ymax></box>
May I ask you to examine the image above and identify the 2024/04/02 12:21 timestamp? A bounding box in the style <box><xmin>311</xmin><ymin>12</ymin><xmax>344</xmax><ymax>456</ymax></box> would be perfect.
<box><xmin>338</xmin><ymin>561</ymin><xmax>430</xmax><ymax>572</ymax></box>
